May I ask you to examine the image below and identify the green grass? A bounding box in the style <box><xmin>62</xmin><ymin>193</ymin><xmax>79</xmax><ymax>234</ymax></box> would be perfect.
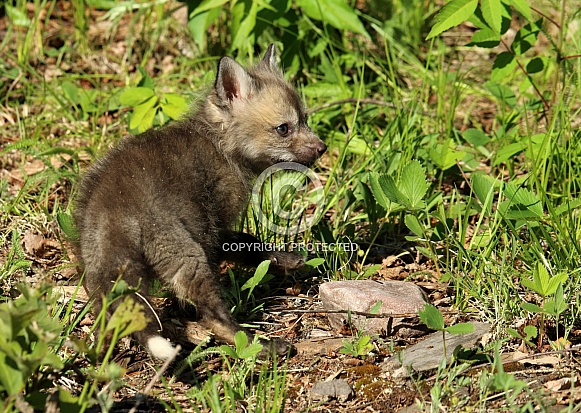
<box><xmin>1</xmin><ymin>0</ymin><xmax>581</xmax><ymax>411</ymax></box>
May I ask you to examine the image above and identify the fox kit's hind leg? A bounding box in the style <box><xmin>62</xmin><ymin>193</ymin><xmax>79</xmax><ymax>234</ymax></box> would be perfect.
<box><xmin>83</xmin><ymin>254</ymin><xmax>174</xmax><ymax>359</ymax></box>
<box><xmin>145</xmin><ymin>225</ymin><xmax>292</xmax><ymax>357</ymax></box>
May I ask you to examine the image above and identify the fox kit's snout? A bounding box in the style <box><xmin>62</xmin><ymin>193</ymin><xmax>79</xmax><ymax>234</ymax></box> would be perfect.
<box><xmin>75</xmin><ymin>44</ymin><xmax>325</xmax><ymax>360</ymax></box>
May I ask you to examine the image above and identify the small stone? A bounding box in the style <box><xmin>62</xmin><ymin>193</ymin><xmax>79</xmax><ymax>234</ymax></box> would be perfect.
<box><xmin>319</xmin><ymin>280</ymin><xmax>428</xmax><ymax>336</ymax></box>
<box><xmin>310</xmin><ymin>379</ymin><xmax>354</xmax><ymax>402</ymax></box>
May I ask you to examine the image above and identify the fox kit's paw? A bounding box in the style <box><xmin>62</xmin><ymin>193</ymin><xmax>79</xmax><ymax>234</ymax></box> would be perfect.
<box><xmin>268</xmin><ymin>252</ymin><xmax>305</xmax><ymax>272</ymax></box>
<box><xmin>258</xmin><ymin>337</ymin><xmax>295</xmax><ymax>359</ymax></box>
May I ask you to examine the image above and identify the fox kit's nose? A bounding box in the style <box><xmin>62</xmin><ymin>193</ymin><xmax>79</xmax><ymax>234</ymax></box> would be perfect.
<box><xmin>315</xmin><ymin>141</ymin><xmax>327</xmax><ymax>157</ymax></box>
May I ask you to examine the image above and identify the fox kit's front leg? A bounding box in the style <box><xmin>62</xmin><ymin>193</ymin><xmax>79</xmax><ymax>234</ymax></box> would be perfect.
<box><xmin>219</xmin><ymin>230</ymin><xmax>305</xmax><ymax>272</ymax></box>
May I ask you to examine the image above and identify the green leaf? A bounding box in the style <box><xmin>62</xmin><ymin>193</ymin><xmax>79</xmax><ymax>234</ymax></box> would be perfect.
<box><xmin>220</xmin><ymin>344</ymin><xmax>238</xmax><ymax>359</ymax></box>
<box><xmin>526</xmin><ymin>57</ymin><xmax>544</xmax><ymax>74</ymax></box>
<box><xmin>426</xmin><ymin>0</ymin><xmax>478</xmax><ymax>39</ymax></box>
<box><xmin>238</xmin><ymin>342</ymin><xmax>263</xmax><ymax>359</ymax></box>
<box><xmin>523</xmin><ymin>325</ymin><xmax>538</xmax><ymax>340</ymax></box>
<box><xmin>399</xmin><ymin>160</ymin><xmax>428</xmax><ymax>210</ymax></box>
<box><xmin>419</xmin><ymin>303</ymin><xmax>445</xmax><ymax>331</ymax></box>
<box><xmin>471</xmin><ymin>174</ymin><xmax>497</xmax><ymax>215</ymax></box>
<box><xmin>57</xmin><ymin>212</ymin><xmax>79</xmax><ymax>241</ymax></box>
<box><xmin>462</xmin><ymin>129</ymin><xmax>490</xmax><ymax>146</ymax></box>
<box><xmin>305</xmin><ymin>257</ymin><xmax>325</xmax><ymax>267</ymax></box>
<box><xmin>106</xmin><ymin>297</ymin><xmax>148</xmax><ymax>337</ymax></box>
<box><xmin>0</xmin><ymin>352</ymin><xmax>24</xmax><ymax>396</ymax></box>
<box><xmin>481</xmin><ymin>0</ymin><xmax>502</xmax><ymax>33</ymax></box>
<box><xmin>297</xmin><ymin>0</ymin><xmax>369</xmax><ymax>37</ymax></box>
<box><xmin>445</xmin><ymin>322</ymin><xmax>475</xmax><ymax>335</ymax></box>
<box><xmin>370</xmin><ymin>300</ymin><xmax>382</xmax><ymax>315</ymax></box>
<box><xmin>521</xmin><ymin>302</ymin><xmax>543</xmax><ymax>314</ymax></box>
<box><xmin>6</xmin><ymin>5</ymin><xmax>31</xmax><ymax>26</ymax></box>
<box><xmin>189</xmin><ymin>0</ymin><xmax>230</xmax><ymax>18</ymax></box>
<box><xmin>129</xmin><ymin>96</ymin><xmax>157</xmax><ymax>131</ymax></box>
<box><xmin>241</xmin><ymin>260</ymin><xmax>270</xmax><ymax>297</ymax></box>
<box><xmin>120</xmin><ymin>87</ymin><xmax>155</xmax><ymax>107</ymax></box>
<box><xmin>61</xmin><ymin>81</ymin><xmax>79</xmax><ymax>104</ymax></box>
<box><xmin>231</xmin><ymin>0</ymin><xmax>258</xmax><ymax>52</ymax></box>
<box><xmin>511</xmin><ymin>20</ymin><xmax>541</xmax><ymax>56</ymax></box>
<box><xmin>508</xmin><ymin>0</ymin><xmax>533</xmax><ymax>21</ymax></box>
<box><xmin>544</xmin><ymin>283</ymin><xmax>567</xmax><ymax>316</ymax></box>
<box><xmin>467</xmin><ymin>27</ymin><xmax>501</xmax><ymax>47</ymax></box>
<box><xmin>491</xmin><ymin>52</ymin><xmax>516</xmax><ymax>81</ymax></box>
<box><xmin>369</xmin><ymin>172</ymin><xmax>394</xmax><ymax>210</ymax></box>
<box><xmin>485</xmin><ymin>82</ymin><xmax>517</xmax><ymax>107</ymax></box>
<box><xmin>404</xmin><ymin>214</ymin><xmax>424</xmax><ymax>237</ymax></box>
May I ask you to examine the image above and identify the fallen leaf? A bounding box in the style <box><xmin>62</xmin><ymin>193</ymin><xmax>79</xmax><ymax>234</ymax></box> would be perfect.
<box><xmin>545</xmin><ymin>376</ymin><xmax>577</xmax><ymax>392</ymax></box>
<box><xmin>22</xmin><ymin>230</ymin><xmax>61</xmax><ymax>259</ymax></box>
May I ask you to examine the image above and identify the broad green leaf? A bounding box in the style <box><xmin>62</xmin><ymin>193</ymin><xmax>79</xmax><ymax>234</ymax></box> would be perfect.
<box><xmin>139</xmin><ymin>107</ymin><xmax>156</xmax><ymax>133</ymax></box>
<box><xmin>297</xmin><ymin>0</ymin><xmax>369</xmax><ymax>37</ymax></box>
<box><xmin>161</xmin><ymin>103</ymin><xmax>186</xmax><ymax>120</ymax></box>
<box><xmin>419</xmin><ymin>303</ymin><xmax>445</xmax><ymax>331</ymax></box>
<box><xmin>106</xmin><ymin>297</ymin><xmax>148</xmax><ymax>337</ymax></box>
<box><xmin>523</xmin><ymin>325</ymin><xmax>537</xmax><ymax>339</ymax></box>
<box><xmin>120</xmin><ymin>87</ymin><xmax>155</xmax><ymax>107</ymax></box>
<box><xmin>467</xmin><ymin>27</ymin><xmax>501</xmax><ymax>47</ymax></box>
<box><xmin>426</xmin><ymin>0</ymin><xmax>478</xmax><ymax>39</ymax></box>
<box><xmin>471</xmin><ymin>174</ymin><xmax>497</xmax><ymax>215</ymax></box>
<box><xmin>481</xmin><ymin>0</ymin><xmax>502</xmax><ymax>33</ymax></box>
<box><xmin>526</xmin><ymin>57</ymin><xmax>544</xmax><ymax>74</ymax></box>
<box><xmin>189</xmin><ymin>0</ymin><xmax>229</xmax><ymax>18</ymax></box>
<box><xmin>238</xmin><ymin>342</ymin><xmax>263</xmax><ymax>359</ymax></box>
<box><xmin>369</xmin><ymin>172</ymin><xmax>392</xmax><ymax>210</ymax></box>
<box><xmin>404</xmin><ymin>214</ymin><xmax>424</xmax><ymax>237</ymax></box>
<box><xmin>485</xmin><ymin>82</ymin><xmax>517</xmax><ymax>107</ymax></box>
<box><xmin>445</xmin><ymin>322</ymin><xmax>475</xmax><ymax>335</ymax></box>
<box><xmin>370</xmin><ymin>300</ymin><xmax>382</xmax><ymax>314</ymax></box>
<box><xmin>399</xmin><ymin>160</ymin><xmax>428</xmax><ymax>210</ymax></box>
<box><xmin>0</xmin><ymin>352</ymin><xmax>24</xmax><ymax>396</ymax></box>
<box><xmin>429</xmin><ymin>141</ymin><xmax>466</xmax><ymax>171</ymax></box>
<box><xmin>6</xmin><ymin>5</ymin><xmax>31</xmax><ymax>26</ymax></box>
<box><xmin>234</xmin><ymin>330</ymin><xmax>249</xmax><ymax>353</ymax></box>
<box><xmin>129</xmin><ymin>96</ymin><xmax>157</xmax><ymax>131</ymax></box>
<box><xmin>220</xmin><ymin>344</ymin><xmax>239</xmax><ymax>359</ymax></box>
<box><xmin>241</xmin><ymin>260</ymin><xmax>270</xmax><ymax>298</ymax></box>
<box><xmin>57</xmin><ymin>212</ymin><xmax>79</xmax><ymax>241</ymax></box>
<box><xmin>503</xmin><ymin>183</ymin><xmax>543</xmax><ymax>218</ymax></box>
<box><xmin>509</xmin><ymin>0</ymin><xmax>533</xmax><ymax>21</ymax></box>
<box><xmin>231</xmin><ymin>0</ymin><xmax>258</xmax><ymax>52</ymax></box>
<box><xmin>462</xmin><ymin>129</ymin><xmax>490</xmax><ymax>146</ymax></box>
<box><xmin>511</xmin><ymin>20</ymin><xmax>541</xmax><ymax>56</ymax></box>
<box><xmin>554</xmin><ymin>199</ymin><xmax>581</xmax><ymax>216</ymax></box>
<box><xmin>544</xmin><ymin>283</ymin><xmax>567</xmax><ymax>316</ymax></box>
<box><xmin>61</xmin><ymin>81</ymin><xmax>79</xmax><ymax>104</ymax></box>
<box><xmin>491</xmin><ymin>52</ymin><xmax>516</xmax><ymax>81</ymax></box>
<box><xmin>305</xmin><ymin>257</ymin><xmax>325</xmax><ymax>267</ymax></box>
<box><xmin>521</xmin><ymin>302</ymin><xmax>543</xmax><ymax>313</ymax></box>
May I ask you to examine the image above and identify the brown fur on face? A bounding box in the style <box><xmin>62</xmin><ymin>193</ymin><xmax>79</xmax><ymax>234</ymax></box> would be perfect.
<box><xmin>74</xmin><ymin>45</ymin><xmax>326</xmax><ymax>360</ymax></box>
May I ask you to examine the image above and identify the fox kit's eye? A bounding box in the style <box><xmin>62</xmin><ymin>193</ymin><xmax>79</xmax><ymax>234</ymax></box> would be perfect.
<box><xmin>275</xmin><ymin>123</ymin><xmax>289</xmax><ymax>137</ymax></box>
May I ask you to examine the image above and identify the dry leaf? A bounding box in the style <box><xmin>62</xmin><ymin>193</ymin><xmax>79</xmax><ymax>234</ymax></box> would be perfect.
<box><xmin>545</xmin><ymin>376</ymin><xmax>577</xmax><ymax>392</ymax></box>
<box><xmin>22</xmin><ymin>230</ymin><xmax>60</xmax><ymax>259</ymax></box>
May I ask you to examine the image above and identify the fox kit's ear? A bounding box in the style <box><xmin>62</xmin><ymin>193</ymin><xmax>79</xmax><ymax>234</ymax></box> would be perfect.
<box><xmin>260</xmin><ymin>44</ymin><xmax>279</xmax><ymax>72</ymax></box>
<box><xmin>215</xmin><ymin>57</ymin><xmax>253</xmax><ymax>102</ymax></box>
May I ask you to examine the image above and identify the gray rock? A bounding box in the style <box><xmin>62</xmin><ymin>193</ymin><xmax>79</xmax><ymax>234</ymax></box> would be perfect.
<box><xmin>310</xmin><ymin>379</ymin><xmax>354</xmax><ymax>402</ymax></box>
<box><xmin>319</xmin><ymin>280</ymin><xmax>428</xmax><ymax>336</ymax></box>
<box><xmin>386</xmin><ymin>322</ymin><xmax>491</xmax><ymax>375</ymax></box>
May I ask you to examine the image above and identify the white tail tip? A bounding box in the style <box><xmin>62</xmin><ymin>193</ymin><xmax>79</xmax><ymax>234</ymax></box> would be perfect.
<box><xmin>147</xmin><ymin>336</ymin><xmax>178</xmax><ymax>360</ymax></box>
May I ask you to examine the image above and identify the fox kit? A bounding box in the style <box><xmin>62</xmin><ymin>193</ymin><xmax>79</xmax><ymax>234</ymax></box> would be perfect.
<box><xmin>75</xmin><ymin>45</ymin><xmax>326</xmax><ymax>359</ymax></box>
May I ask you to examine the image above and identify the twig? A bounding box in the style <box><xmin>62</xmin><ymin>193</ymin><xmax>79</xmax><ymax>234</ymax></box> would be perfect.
<box><xmin>280</xmin><ymin>308</ymin><xmax>460</xmax><ymax>319</ymax></box>
<box><xmin>128</xmin><ymin>344</ymin><xmax>181</xmax><ymax>413</ymax></box>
